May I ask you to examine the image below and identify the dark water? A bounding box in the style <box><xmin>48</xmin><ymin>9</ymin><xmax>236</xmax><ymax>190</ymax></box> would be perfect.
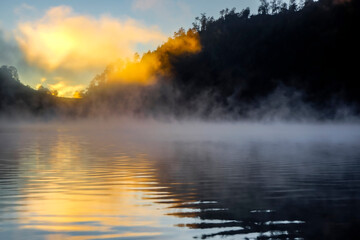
<box><xmin>0</xmin><ymin>122</ymin><xmax>360</xmax><ymax>240</ymax></box>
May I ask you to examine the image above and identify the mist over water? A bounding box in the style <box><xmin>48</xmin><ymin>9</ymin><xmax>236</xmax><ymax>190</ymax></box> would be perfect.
<box><xmin>1</xmin><ymin>120</ymin><xmax>360</xmax><ymax>239</ymax></box>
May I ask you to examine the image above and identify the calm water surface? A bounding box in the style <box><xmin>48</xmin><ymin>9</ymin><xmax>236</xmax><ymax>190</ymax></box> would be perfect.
<box><xmin>0</xmin><ymin>122</ymin><xmax>360</xmax><ymax>240</ymax></box>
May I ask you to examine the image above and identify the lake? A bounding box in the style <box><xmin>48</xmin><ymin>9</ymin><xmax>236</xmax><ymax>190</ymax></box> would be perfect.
<box><xmin>0</xmin><ymin>121</ymin><xmax>360</xmax><ymax>239</ymax></box>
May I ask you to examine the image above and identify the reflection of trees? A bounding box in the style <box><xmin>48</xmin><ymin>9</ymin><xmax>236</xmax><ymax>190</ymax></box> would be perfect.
<box><xmin>146</xmin><ymin>140</ymin><xmax>360</xmax><ymax>239</ymax></box>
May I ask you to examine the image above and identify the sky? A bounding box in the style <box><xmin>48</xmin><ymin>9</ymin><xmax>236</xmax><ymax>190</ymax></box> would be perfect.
<box><xmin>0</xmin><ymin>0</ymin><xmax>260</xmax><ymax>97</ymax></box>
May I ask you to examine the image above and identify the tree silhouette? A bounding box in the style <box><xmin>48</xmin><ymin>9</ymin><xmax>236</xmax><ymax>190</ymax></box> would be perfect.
<box><xmin>258</xmin><ymin>0</ymin><xmax>270</xmax><ymax>15</ymax></box>
<box><xmin>289</xmin><ymin>0</ymin><xmax>297</xmax><ymax>11</ymax></box>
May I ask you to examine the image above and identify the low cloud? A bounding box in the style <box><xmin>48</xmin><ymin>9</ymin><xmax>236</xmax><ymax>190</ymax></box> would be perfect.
<box><xmin>94</xmin><ymin>29</ymin><xmax>201</xmax><ymax>85</ymax></box>
<box><xmin>48</xmin><ymin>81</ymin><xmax>85</xmax><ymax>98</ymax></box>
<box><xmin>15</xmin><ymin>6</ymin><xmax>167</xmax><ymax>72</ymax></box>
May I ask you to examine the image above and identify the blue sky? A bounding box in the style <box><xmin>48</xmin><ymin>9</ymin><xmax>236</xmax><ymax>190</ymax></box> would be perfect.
<box><xmin>0</xmin><ymin>0</ymin><xmax>260</xmax><ymax>97</ymax></box>
<box><xmin>0</xmin><ymin>0</ymin><xmax>259</xmax><ymax>34</ymax></box>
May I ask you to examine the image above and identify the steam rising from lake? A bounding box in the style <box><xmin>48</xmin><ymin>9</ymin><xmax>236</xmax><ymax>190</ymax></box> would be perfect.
<box><xmin>4</xmin><ymin>119</ymin><xmax>360</xmax><ymax>144</ymax></box>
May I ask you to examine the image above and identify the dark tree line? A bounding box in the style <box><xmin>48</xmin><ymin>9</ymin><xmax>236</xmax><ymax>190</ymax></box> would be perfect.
<box><xmin>167</xmin><ymin>0</ymin><xmax>360</xmax><ymax>117</ymax></box>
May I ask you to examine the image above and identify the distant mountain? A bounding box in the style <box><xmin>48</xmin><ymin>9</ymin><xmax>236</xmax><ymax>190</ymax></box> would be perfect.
<box><xmin>0</xmin><ymin>65</ymin><xmax>79</xmax><ymax>118</ymax></box>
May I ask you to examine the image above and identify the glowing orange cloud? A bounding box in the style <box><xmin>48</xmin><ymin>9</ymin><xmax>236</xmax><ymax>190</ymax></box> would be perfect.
<box><xmin>48</xmin><ymin>81</ymin><xmax>85</xmax><ymax>98</ymax></box>
<box><xmin>97</xmin><ymin>29</ymin><xmax>201</xmax><ymax>85</ymax></box>
<box><xmin>73</xmin><ymin>91</ymin><xmax>84</xmax><ymax>99</ymax></box>
<box><xmin>15</xmin><ymin>6</ymin><xmax>167</xmax><ymax>72</ymax></box>
<box><xmin>106</xmin><ymin>54</ymin><xmax>161</xmax><ymax>85</ymax></box>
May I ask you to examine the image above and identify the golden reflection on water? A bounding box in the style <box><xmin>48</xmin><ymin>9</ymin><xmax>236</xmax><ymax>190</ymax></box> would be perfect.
<box><xmin>12</xmin><ymin>130</ymin><xmax>176</xmax><ymax>239</ymax></box>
